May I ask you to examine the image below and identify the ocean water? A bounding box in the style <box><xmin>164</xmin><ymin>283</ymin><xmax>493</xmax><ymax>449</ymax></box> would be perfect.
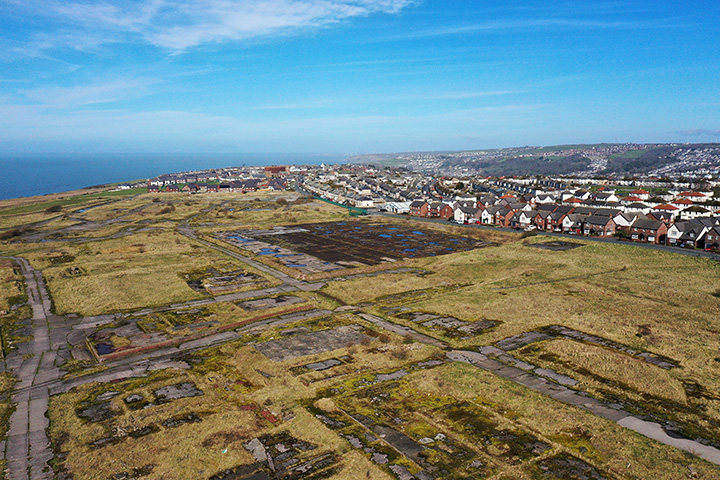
<box><xmin>0</xmin><ymin>153</ymin><xmax>343</xmax><ymax>201</ymax></box>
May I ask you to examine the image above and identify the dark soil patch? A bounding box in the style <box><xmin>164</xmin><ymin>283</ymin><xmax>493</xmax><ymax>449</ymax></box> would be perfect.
<box><xmin>237</xmin><ymin>221</ymin><xmax>492</xmax><ymax>265</ymax></box>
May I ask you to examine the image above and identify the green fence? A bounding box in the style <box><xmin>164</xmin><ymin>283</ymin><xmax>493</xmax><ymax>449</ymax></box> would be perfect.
<box><xmin>313</xmin><ymin>196</ymin><xmax>367</xmax><ymax>216</ymax></box>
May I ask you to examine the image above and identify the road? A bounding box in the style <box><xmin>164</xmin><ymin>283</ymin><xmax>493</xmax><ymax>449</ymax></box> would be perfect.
<box><xmin>1</xmin><ymin>257</ymin><xmax>66</xmax><ymax>480</ymax></box>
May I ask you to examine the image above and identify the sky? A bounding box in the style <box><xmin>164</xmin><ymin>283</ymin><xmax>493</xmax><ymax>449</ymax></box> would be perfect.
<box><xmin>1</xmin><ymin>0</ymin><xmax>719</xmax><ymax>156</ymax></box>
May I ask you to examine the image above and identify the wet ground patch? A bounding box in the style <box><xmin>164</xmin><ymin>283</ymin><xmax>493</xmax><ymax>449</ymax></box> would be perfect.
<box><xmin>254</xmin><ymin>325</ymin><xmax>372</xmax><ymax>362</ymax></box>
<box><xmin>218</xmin><ymin>221</ymin><xmax>493</xmax><ymax>274</ymax></box>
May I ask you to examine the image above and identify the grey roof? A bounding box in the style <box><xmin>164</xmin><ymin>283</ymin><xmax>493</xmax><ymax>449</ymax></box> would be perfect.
<box><xmin>632</xmin><ymin>218</ymin><xmax>663</xmax><ymax>230</ymax></box>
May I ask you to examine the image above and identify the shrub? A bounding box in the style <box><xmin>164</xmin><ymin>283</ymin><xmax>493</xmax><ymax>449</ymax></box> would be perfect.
<box><xmin>46</xmin><ymin>204</ymin><xmax>62</xmax><ymax>213</ymax></box>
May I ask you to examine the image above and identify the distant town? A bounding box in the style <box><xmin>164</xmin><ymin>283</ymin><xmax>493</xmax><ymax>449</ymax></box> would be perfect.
<box><xmin>138</xmin><ymin>143</ymin><xmax>720</xmax><ymax>253</ymax></box>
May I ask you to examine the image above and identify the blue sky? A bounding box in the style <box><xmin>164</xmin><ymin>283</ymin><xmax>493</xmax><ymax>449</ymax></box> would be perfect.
<box><xmin>1</xmin><ymin>0</ymin><xmax>719</xmax><ymax>155</ymax></box>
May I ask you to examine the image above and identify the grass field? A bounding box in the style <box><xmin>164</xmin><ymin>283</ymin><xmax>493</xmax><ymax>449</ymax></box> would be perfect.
<box><xmin>24</xmin><ymin>229</ymin><xmax>273</xmax><ymax>316</ymax></box>
<box><xmin>0</xmin><ymin>188</ymin><xmax>145</xmax><ymax>216</ymax></box>
<box><xmin>324</xmin><ymin>234</ymin><xmax>720</xmax><ymax>393</ymax></box>
<box><xmin>4</xmin><ymin>188</ymin><xmax>720</xmax><ymax>479</ymax></box>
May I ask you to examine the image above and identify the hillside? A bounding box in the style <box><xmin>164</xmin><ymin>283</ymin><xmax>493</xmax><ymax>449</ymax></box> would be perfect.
<box><xmin>351</xmin><ymin>143</ymin><xmax>720</xmax><ymax>177</ymax></box>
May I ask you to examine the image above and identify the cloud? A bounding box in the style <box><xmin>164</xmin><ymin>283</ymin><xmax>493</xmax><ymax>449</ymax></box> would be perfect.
<box><xmin>680</xmin><ymin>129</ymin><xmax>720</xmax><ymax>137</ymax></box>
<box><xmin>373</xmin><ymin>16</ymin><xmax>680</xmax><ymax>42</ymax></box>
<box><xmin>20</xmin><ymin>0</ymin><xmax>414</xmax><ymax>53</ymax></box>
<box><xmin>19</xmin><ymin>78</ymin><xmax>159</xmax><ymax>107</ymax></box>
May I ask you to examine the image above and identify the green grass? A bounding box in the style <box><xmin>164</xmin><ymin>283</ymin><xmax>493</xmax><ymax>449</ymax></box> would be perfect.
<box><xmin>0</xmin><ymin>188</ymin><xmax>145</xmax><ymax>216</ymax></box>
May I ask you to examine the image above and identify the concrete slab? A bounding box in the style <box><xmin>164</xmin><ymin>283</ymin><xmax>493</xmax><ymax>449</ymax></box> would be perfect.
<box><xmin>618</xmin><ymin>416</ymin><xmax>720</xmax><ymax>464</ymax></box>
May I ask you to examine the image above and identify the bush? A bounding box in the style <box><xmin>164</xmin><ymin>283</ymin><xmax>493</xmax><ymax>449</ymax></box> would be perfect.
<box><xmin>46</xmin><ymin>204</ymin><xmax>62</xmax><ymax>213</ymax></box>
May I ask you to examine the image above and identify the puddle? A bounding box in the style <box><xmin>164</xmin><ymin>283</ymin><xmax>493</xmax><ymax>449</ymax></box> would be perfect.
<box><xmin>95</xmin><ymin>343</ymin><xmax>116</xmax><ymax>355</ymax></box>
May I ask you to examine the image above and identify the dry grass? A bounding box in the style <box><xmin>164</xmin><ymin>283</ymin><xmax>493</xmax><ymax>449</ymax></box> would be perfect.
<box><xmin>27</xmin><ymin>229</ymin><xmax>263</xmax><ymax>315</ymax></box>
<box><xmin>408</xmin><ymin>362</ymin><xmax>720</xmax><ymax>480</ymax></box>
<box><xmin>524</xmin><ymin>338</ymin><xmax>688</xmax><ymax>403</ymax></box>
<box><xmin>48</xmin><ymin>327</ymin><xmax>409</xmax><ymax>480</ymax></box>
<box><xmin>196</xmin><ymin>199</ymin><xmax>350</xmax><ymax>228</ymax></box>
<box><xmin>0</xmin><ymin>260</ymin><xmax>22</xmax><ymax>310</ymax></box>
<box><xmin>323</xmin><ymin>235</ymin><xmax>720</xmax><ymax>388</ymax></box>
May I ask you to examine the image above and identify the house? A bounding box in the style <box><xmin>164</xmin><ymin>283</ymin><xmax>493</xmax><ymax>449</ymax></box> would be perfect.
<box><xmin>546</xmin><ymin>212</ymin><xmax>567</xmax><ymax>232</ymax></box>
<box><xmin>679</xmin><ymin>205</ymin><xmax>711</xmax><ymax>220</ymax></box>
<box><xmin>700</xmin><ymin>227</ymin><xmax>720</xmax><ymax>251</ymax></box>
<box><xmin>613</xmin><ymin>212</ymin><xmax>639</xmax><ymax>232</ymax></box>
<box><xmin>428</xmin><ymin>202</ymin><xmax>454</xmax><ymax>219</ymax></box>
<box><xmin>182</xmin><ymin>183</ymin><xmax>200</xmax><ymax>193</ymax></box>
<box><xmin>355</xmin><ymin>197</ymin><xmax>374</xmax><ymax>208</ymax></box>
<box><xmin>206</xmin><ymin>184</ymin><xmax>219</xmax><ymax>193</ymax></box>
<box><xmin>409</xmin><ymin>201</ymin><xmax>429</xmax><ymax>217</ymax></box>
<box><xmin>481</xmin><ymin>207</ymin><xmax>500</xmax><ymax>224</ymax></box>
<box><xmin>165</xmin><ymin>184</ymin><xmax>180</xmax><ymax>193</ymax></box>
<box><xmin>583</xmin><ymin>216</ymin><xmax>616</xmax><ymax>236</ymax></box>
<box><xmin>677</xmin><ymin>191</ymin><xmax>706</xmax><ymax>202</ymax></box>
<box><xmin>667</xmin><ymin>221</ymin><xmax>708</xmax><ymax>247</ymax></box>
<box><xmin>562</xmin><ymin>214</ymin><xmax>586</xmax><ymax>234</ymax></box>
<box><xmin>518</xmin><ymin>210</ymin><xmax>538</xmax><ymax>229</ymax></box>
<box><xmin>647</xmin><ymin>211</ymin><xmax>674</xmax><ymax>225</ymax></box>
<box><xmin>494</xmin><ymin>207</ymin><xmax>514</xmax><ymax>227</ymax></box>
<box><xmin>454</xmin><ymin>206</ymin><xmax>480</xmax><ymax>224</ymax></box>
<box><xmin>147</xmin><ymin>184</ymin><xmax>160</xmax><ymax>193</ymax></box>
<box><xmin>630</xmin><ymin>218</ymin><xmax>668</xmax><ymax>244</ymax></box>
<box><xmin>593</xmin><ymin>192</ymin><xmax>620</xmax><ymax>203</ymax></box>
<box><xmin>629</xmin><ymin>189</ymin><xmax>650</xmax><ymax>200</ymax></box>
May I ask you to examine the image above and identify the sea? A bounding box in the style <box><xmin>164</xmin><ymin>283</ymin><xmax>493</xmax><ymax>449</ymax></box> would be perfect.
<box><xmin>0</xmin><ymin>153</ymin><xmax>345</xmax><ymax>201</ymax></box>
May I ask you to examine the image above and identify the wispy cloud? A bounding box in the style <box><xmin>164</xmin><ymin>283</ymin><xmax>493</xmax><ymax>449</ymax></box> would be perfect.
<box><xmin>378</xmin><ymin>16</ymin><xmax>679</xmax><ymax>42</ymax></box>
<box><xmin>17</xmin><ymin>0</ymin><xmax>414</xmax><ymax>54</ymax></box>
<box><xmin>680</xmin><ymin>129</ymin><xmax>720</xmax><ymax>137</ymax></box>
<box><xmin>19</xmin><ymin>78</ymin><xmax>159</xmax><ymax>108</ymax></box>
<box><xmin>426</xmin><ymin>90</ymin><xmax>517</xmax><ymax>100</ymax></box>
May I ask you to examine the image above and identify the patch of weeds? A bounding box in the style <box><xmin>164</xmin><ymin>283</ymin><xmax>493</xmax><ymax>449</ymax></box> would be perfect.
<box><xmin>528</xmin><ymin>452</ymin><xmax>613</xmax><ymax>480</ymax></box>
<box><xmin>548</xmin><ymin>426</ymin><xmax>599</xmax><ymax>461</ymax></box>
<box><xmin>48</xmin><ymin>254</ymin><xmax>76</xmax><ymax>265</ymax></box>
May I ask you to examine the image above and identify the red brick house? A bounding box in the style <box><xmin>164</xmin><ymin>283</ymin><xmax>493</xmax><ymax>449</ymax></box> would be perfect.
<box><xmin>428</xmin><ymin>202</ymin><xmax>453</xmax><ymax>219</ymax></box>
<box><xmin>409</xmin><ymin>201</ymin><xmax>429</xmax><ymax>217</ymax></box>
<box><xmin>630</xmin><ymin>218</ymin><xmax>668</xmax><ymax>244</ymax></box>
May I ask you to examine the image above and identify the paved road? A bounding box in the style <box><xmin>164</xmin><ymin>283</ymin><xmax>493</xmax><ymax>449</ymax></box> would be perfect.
<box><xmin>1</xmin><ymin>257</ymin><xmax>66</xmax><ymax>480</ymax></box>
